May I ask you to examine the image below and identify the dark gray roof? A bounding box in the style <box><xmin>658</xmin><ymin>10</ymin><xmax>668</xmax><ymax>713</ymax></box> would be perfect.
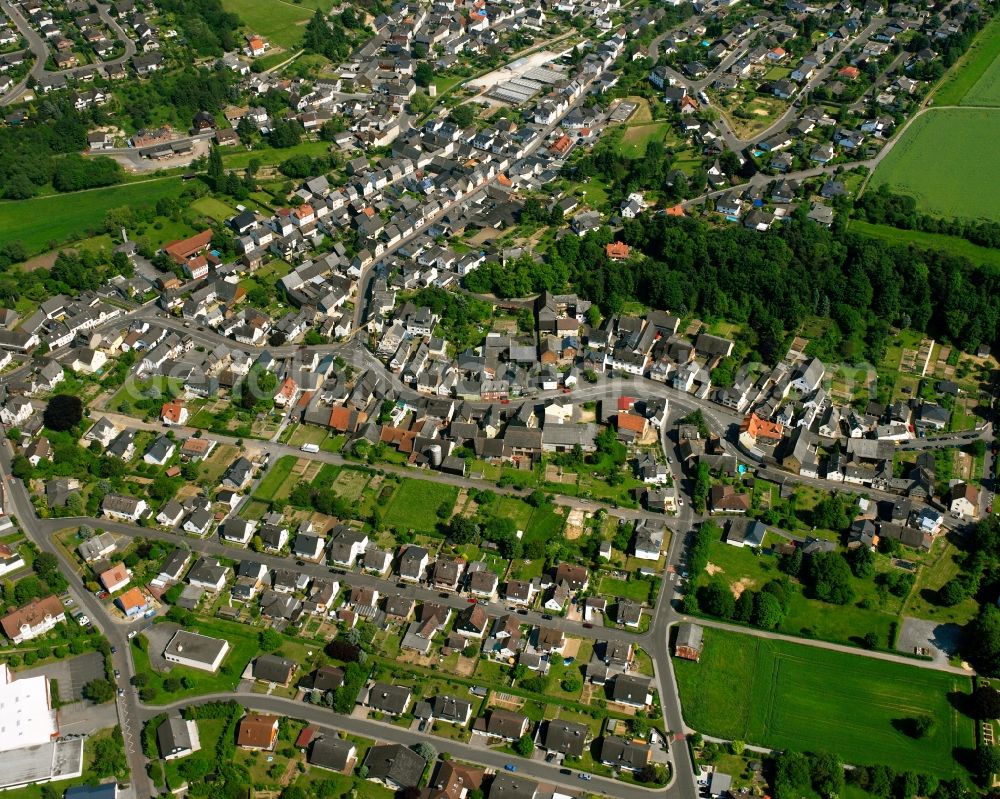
<box><xmin>611</xmin><ymin>673</ymin><xmax>650</xmax><ymax>705</ymax></box>
<box><xmin>600</xmin><ymin>735</ymin><xmax>651</xmax><ymax>770</ymax></box>
<box><xmin>253</xmin><ymin>654</ymin><xmax>296</xmax><ymax>684</ymax></box>
<box><xmin>366</xmin><ymin>682</ymin><xmax>411</xmax><ymax>714</ymax></box>
<box><xmin>542</xmin><ymin>719</ymin><xmax>588</xmax><ymax>757</ymax></box>
<box><xmin>309</xmin><ymin>736</ymin><xmax>355</xmax><ymax>771</ymax></box>
<box><xmin>156</xmin><ymin>716</ymin><xmax>193</xmax><ymax>757</ymax></box>
<box><xmin>363</xmin><ymin>743</ymin><xmax>425</xmax><ymax>788</ymax></box>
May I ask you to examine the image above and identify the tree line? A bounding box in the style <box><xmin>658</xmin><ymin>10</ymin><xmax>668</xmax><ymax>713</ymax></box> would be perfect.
<box><xmin>553</xmin><ymin>212</ymin><xmax>1000</xmax><ymax>362</ymax></box>
<box><xmin>856</xmin><ymin>185</ymin><xmax>1000</xmax><ymax>250</ymax></box>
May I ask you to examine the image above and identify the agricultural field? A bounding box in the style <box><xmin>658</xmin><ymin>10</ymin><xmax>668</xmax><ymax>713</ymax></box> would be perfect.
<box><xmin>382</xmin><ymin>478</ymin><xmax>458</xmax><ymax>533</ymax></box>
<box><xmin>963</xmin><ymin>46</ymin><xmax>1000</xmax><ymax>106</ymax></box>
<box><xmin>674</xmin><ymin>628</ymin><xmax>974</xmax><ymax>776</ymax></box>
<box><xmin>933</xmin><ymin>14</ymin><xmax>1000</xmax><ymax>106</ymax></box>
<box><xmin>0</xmin><ymin>177</ymin><xmax>187</xmax><ymax>256</ymax></box>
<box><xmin>850</xmin><ymin>220</ymin><xmax>1000</xmax><ymax>271</ymax></box>
<box><xmin>869</xmin><ymin>108</ymin><xmax>1000</xmax><ymax>220</ymax></box>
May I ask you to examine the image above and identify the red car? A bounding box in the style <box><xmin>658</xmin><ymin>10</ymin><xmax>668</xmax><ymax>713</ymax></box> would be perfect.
<box><xmin>467</xmin><ymin>598</ymin><xmax>477</xmax><ymax>604</ymax></box>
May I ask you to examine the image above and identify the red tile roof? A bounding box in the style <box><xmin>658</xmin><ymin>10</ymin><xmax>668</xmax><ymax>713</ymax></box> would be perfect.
<box><xmin>606</xmin><ymin>242</ymin><xmax>631</xmax><ymax>260</ymax></box>
<box><xmin>740</xmin><ymin>413</ymin><xmax>784</xmax><ymax>440</ymax></box>
<box><xmin>617</xmin><ymin>413</ymin><xmax>647</xmax><ymax>433</ymax></box>
<box><xmin>163</xmin><ymin>230</ymin><xmax>212</xmax><ymax>263</ymax></box>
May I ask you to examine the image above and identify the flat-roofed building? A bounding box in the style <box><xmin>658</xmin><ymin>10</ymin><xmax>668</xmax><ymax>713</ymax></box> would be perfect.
<box><xmin>162</xmin><ymin>630</ymin><xmax>230</xmax><ymax>672</ymax></box>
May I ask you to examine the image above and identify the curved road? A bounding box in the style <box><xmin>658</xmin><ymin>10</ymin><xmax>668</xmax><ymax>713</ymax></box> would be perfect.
<box><xmin>0</xmin><ymin>0</ymin><xmax>137</xmax><ymax>105</ymax></box>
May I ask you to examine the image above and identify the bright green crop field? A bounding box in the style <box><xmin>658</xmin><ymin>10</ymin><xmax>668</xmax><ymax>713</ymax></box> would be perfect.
<box><xmin>674</xmin><ymin>628</ymin><xmax>974</xmax><ymax>776</ymax></box>
<box><xmin>933</xmin><ymin>14</ymin><xmax>1000</xmax><ymax>106</ymax></box>
<box><xmin>869</xmin><ymin>108</ymin><xmax>1000</xmax><ymax>220</ymax></box>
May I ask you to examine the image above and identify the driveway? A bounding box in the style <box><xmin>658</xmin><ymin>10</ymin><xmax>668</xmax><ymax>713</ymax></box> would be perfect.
<box><xmin>141</xmin><ymin>622</ymin><xmax>179</xmax><ymax>672</ymax></box>
<box><xmin>20</xmin><ymin>652</ymin><xmax>105</xmax><ymax>702</ymax></box>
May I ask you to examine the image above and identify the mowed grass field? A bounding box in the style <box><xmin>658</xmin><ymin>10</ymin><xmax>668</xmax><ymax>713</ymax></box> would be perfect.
<box><xmin>850</xmin><ymin>220</ymin><xmax>1000</xmax><ymax>270</ymax></box>
<box><xmin>617</xmin><ymin>123</ymin><xmax>670</xmax><ymax>158</ymax></box>
<box><xmin>220</xmin><ymin>0</ymin><xmax>326</xmax><ymax>50</ymax></box>
<box><xmin>674</xmin><ymin>628</ymin><xmax>974</xmax><ymax>776</ymax></box>
<box><xmin>933</xmin><ymin>14</ymin><xmax>1000</xmax><ymax>106</ymax></box>
<box><xmin>255</xmin><ymin>455</ymin><xmax>298</xmax><ymax>501</ymax></box>
<box><xmin>0</xmin><ymin>177</ymin><xmax>186</xmax><ymax>255</ymax></box>
<box><xmin>869</xmin><ymin>109</ymin><xmax>1000</xmax><ymax>220</ymax></box>
<box><xmin>383</xmin><ymin>478</ymin><xmax>458</xmax><ymax>533</ymax></box>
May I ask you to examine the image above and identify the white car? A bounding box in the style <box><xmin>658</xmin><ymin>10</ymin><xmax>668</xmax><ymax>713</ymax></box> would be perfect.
<box><xmin>77</xmin><ymin>615</ymin><xmax>90</xmax><ymax>626</ymax></box>
<box><xmin>127</xmin><ymin>630</ymin><xmax>137</xmax><ymax>640</ymax></box>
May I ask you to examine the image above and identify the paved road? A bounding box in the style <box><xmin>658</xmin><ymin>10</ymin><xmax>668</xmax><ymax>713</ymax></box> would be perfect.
<box><xmin>140</xmin><ymin>692</ymin><xmax>665</xmax><ymax>798</ymax></box>
<box><xmin>0</xmin><ymin>446</ymin><xmax>151</xmax><ymax>799</ymax></box>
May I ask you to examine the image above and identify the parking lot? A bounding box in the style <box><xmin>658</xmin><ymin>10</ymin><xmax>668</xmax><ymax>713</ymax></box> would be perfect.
<box><xmin>895</xmin><ymin>617</ymin><xmax>963</xmax><ymax>666</ymax></box>
<box><xmin>20</xmin><ymin>652</ymin><xmax>105</xmax><ymax>702</ymax></box>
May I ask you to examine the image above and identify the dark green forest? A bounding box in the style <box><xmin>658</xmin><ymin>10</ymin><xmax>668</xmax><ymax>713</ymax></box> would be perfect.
<box><xmin>464</xmin><ymin>212</ymin><xmax>1000</xmax><ymax>364</ymax></box>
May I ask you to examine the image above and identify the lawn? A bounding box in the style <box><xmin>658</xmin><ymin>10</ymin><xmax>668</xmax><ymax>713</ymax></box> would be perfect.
<box><xmin>522</xmin><ymin>503</ymin><xmax>566</xmax><ymax>546</ymax></box>
<box><xmin>311</xmin><ymin>462</ymin><xmax>340</xmax><ymax>489</ymax></box>
<box><xmin>850</xmin><ymin>220</ymin><xmax>1000</xmax><ymax>271</ymax></box>
<box><xmin>492</xmin><ymin>496</ymin><xmax>535</xmax><ymax>531</ymax></box>
<box><xmin>135</xmin><ymin>618</ymin><xmax>258</xmax><ymax>704</ymax></box>
<box><xmin>163</xmin><ymin>718</ymin><xmax>227</xmax><ymax>788</ymax></box>
<box><xmin>571</xmin><ymin>177</ymin><xmax>609</xmax><ymax>208</ymax></box>
<box><xmin>617</xmin><ymin>123</ymin><xmax>669</xmax><ymax>158</ymax></box>
<box><xmin>696</xmin><ymin>539</ymin><xmax>901</xmax><ymax>648</ymax></box>
<box><xmin>933</xmin><ymin>14</ymin><xmax>1000</xmax><ymax>106</ymax></box>
<box><xmin>222</xmin><ymin>139</ymin><xmax>333</xmax><ymax>171</ymax></box>
<box><xmin>254</xmin><ymin>455</ymin><xmax>298</xmax><ymax>501</ymax></box>
<box><xmin>675</xmin><ymin>628</ymin><xmax>974</xmax><ymax>776</ymax></box>
<box><xmin>869</xmin><ymin>108</ymin><xmax>1000</xmax><ymax>220</ymax></box>
<box><xmin>383</xmin><ymin>478</ymin><xmax>458</xmax><ymax>533</ymax></box>
<box><xmin>598</xmin><ymin>574</ymin><xmax>654</xmax><ymax>604</ymax></box>
<box><xmin>902</xmin><ymin>536</ymin><xmax>980</xmax><ymax>625</ymax></box>
<box><xmin>288</xmin><ymin>425</ymin><xmax>331</xmax><ymax>449</ymax></box>
<box><xmin>0</xmin><ymin>177</ymin><xmax>187</xmax><ymax>255</ymax></box>
<box><xmin>190</xmin><ymin>196</ymin><xmax>236</xmax><ymax>221</ymax></box>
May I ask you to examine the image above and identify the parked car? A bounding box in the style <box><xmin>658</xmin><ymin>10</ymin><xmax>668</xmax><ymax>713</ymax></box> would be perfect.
<box><xmin>578</xmin><ymin>774</ymin><xmax>592</xmax><ymax>781</ymax></box>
